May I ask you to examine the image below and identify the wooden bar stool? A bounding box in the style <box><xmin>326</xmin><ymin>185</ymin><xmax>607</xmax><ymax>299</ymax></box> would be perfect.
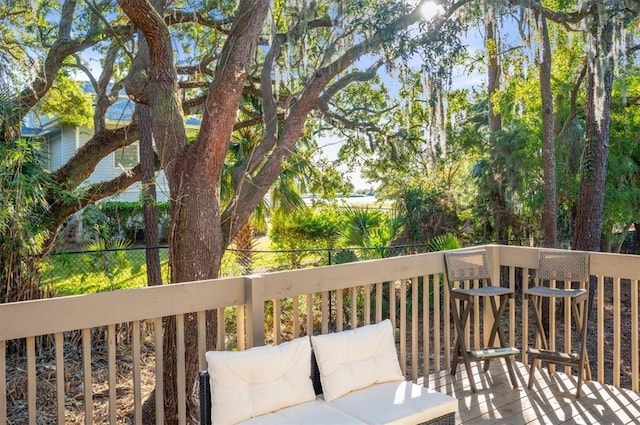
<box><xmin>444</xmin><ymin>249</ymin><xmax>519</xmax><ymax>393</ymax></box>
<box><xmin>525</xmin><ymin>250</ymin><xmax>591</xmax><ymax>397</ymax></box>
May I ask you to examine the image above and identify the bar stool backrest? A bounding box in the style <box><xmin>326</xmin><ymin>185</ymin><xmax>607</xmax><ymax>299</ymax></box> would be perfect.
<box><xmin>538</xmin><ymin>250</ymin><xmax>590</xmax><ymax>283</ymax></box>
<box><xmin>444</xmin><ymin>249</ymin><xmax>492</xmax><ymax>285</ymax></box>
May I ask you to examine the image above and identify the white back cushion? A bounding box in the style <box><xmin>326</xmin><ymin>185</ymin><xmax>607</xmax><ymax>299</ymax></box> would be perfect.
<box><xmin>206</xmin><ymin>337</ymin><xmax>316</xmax><ymax>424</ymax></box>
<box><xmin>311</xmin><ymin>319</ymin><xmax>404</xmax><ymax>402</ymax></box>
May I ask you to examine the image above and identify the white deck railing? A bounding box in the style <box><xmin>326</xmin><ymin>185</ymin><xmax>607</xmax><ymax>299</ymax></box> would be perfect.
<box><xmin>1</xmin><ymin>245</ymin><xmax>638</xmax><ymax>424</ymax></box>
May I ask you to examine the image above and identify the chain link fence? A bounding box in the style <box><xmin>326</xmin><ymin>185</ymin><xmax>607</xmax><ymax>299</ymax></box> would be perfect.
<box><xmin>40</xmin><ymin>244</ymin><xmax>431</xmax><ymax>296</ymax></box>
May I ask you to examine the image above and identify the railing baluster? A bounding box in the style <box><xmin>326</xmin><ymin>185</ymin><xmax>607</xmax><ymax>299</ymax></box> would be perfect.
<box><xmin>564</xmin><ymin>280</ymin><xmax>571</xmax><ymax>375</ymax></box>
<box><xmin>363</xmin><ymin>284</ymin><xmax>371</xmax><ymax>326</ymax></box>
<box><xmin>292</xmin><ymin>296</ymin><xmax>300</xmax><ymax>338</ymax></box>
<box><xmin>176</xmin><ymin>314</ymin><xmax>186</xmax><ymax>425</ymax></box>
<box><xmin>132</xmin><ymin>321</ymin><xmax>142</xmax><ymax>425</ymax></box>
<box><xmin>108</xmin><ymin>324</ymin><xmax>117</xmax><ymax>423</ymax></box>
<box><xmin>423</xmin><ymin>274</ymin><xmax>430</xmax><ymax>379</ymax></box>
<box><xmin>0</xmin><ymin>340</ymin><xmax>5</xmax><ymax>425</ymax></box>
<box><xmin>375</xmin><ymin>283</ymin><xmax>382</xmax><ymax>323</ymax></box>
<box><xmin>549</xmin><ymin>277</ymin><xmax>556</xmax><ymax>374</ymax></box>
<box><xmin>632</xmin><ymin>278</ymin><xmax>639</xmax><ymax>393</ymax></box>
<box><xmin>597</xmin><ymin>274</ymin><xmax>605</xmax><ymax>384</ymax></box>
<box><xmin>197</xmin><ymin>312</ymin><xmax>206</xmax><ymax>369</ymax></box>
<box><xmin>613</xmin><ymin>277</ymin><xmax>621</xmax><ymax>388</ymax></box>
<box><xmin>438</xmin><ymin>273</ymin><xmax>445</xmax><ymax>372</ymax></box>
<box><xmin>81</xmin><ymin>329</ymin><xmax>93</xmax><ymax>425</ymax></box>
<box><xmin>508</xmin><ymin>266</ymin><xmax>515</xmax><ymax>347</ymax></box>
<box><xmin>26</xmin><ymin>336</ymin><xmax>36</xmax><ymax>425</ymax></box>
<box><xmin>522</xmin><ymin>268</ymin><xmax>530</xmax><ymax>366</ymax></box>
<box><xmin>350</xmin><ymin>287</ymin><xmax>357</xmax><ymax>330</ymax></box>
<box><xmin>399</xmin><ymin>279</ymin><xmax>407</xmax><ymax>376</ymax></box>
<box><xmin>473</xmin><ymin>278</ymin><xmax>479</xmax><ymax>350</ymax></box>
<box><xmin>154</xmin><ymin>317</ymin><xmax>164</xmax><ymax>425</ymax></box>
<box><xmin>55</xmin><ymin>332</ymin><xmax>65</xmax><ymax>424</ymax></box>
<box><xmin>336</xmin><ymin>290</ymin><xmax>343</xmax><ymax>332</ymax></box>
<box><xmin>411</xmin><ymin>276</ymin><xmax>418</xmax><ymax>382</ymax></box>
<box><xmin>321</xmin><ymin>292</ymin><xmax>329</xmax><ymax>334</ymax></box>
<box><xmin>237</xmin><ymin>306</ymin><xmax>246</xmax><ymax>350</ymax></box>
<box><xmin>273</xmin><ymin>299</ymin><xmax>282</xmax><ymax>343</ymax></box>
<box><xmin>216</xmin><ymin>309</ymin><xmax>225</xmax><ymax>350</ymax></box>
<box><xmin>390</xmin><ymin>281</ymin><xmax>396</xmax><ymax>329</ymax></box>
<box><xmin>306</xmin><ymin>294</ymin><xmax>313</xmax><ymax>336</ymax></box>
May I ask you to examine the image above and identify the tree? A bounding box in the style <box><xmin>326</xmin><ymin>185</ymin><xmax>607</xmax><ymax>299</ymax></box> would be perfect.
<box><xmin>0</xmin><ymin>0</ymin><xmax>473</xmax><ymax>421</ymax></box>
<box><xmin>573</xmin><ymin>2</ymin><xmax>618</xmax><ymax>252</ymax></box>
<box><xmin>511</xmin><ymin>0</ymin><xmax>639</xmax><ymax>254</ymax></box>
<box><xmin>535</xmin><ymin>8</ymin><xmax>557</xmax><ymax>248</ymax></box>
<box><xmin>116</xmin><ymin>1</ymin><xmax>472</xmax><ymax>419</ymax></box>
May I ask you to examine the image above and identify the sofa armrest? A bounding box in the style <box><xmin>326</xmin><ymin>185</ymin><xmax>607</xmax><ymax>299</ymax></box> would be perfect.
<box><xmin>310</xmin><ymin>350</ymin><xmax>323</xmax><ymax>396</ymax></box>
<box><xmin>199</xmin><ymin>371</ymin><xmax>211</xmax><ymax>425</ymax></box>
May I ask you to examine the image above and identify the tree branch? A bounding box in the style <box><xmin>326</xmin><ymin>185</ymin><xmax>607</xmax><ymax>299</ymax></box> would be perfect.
<box><xmin>221</xmin><ymin>0</ymin><xmax>470</xmax><ymax>241</ymax></box>
<box><xmin>51</xmin><ymin>124</ymin><xmax>140</xmax><ymax>188</ymax></box>
<box><xmin>508</xmin><ymin>0</ymin><xmax>591</xmax><ymax>28</ymax></box>
<box><xmin>49</xmin><ymin>163</ymin><xmax>151</xmax><ymax>231</ymax></box>
<box><xmin>557</xmin><ymin>58</ymin><xmax>587</xmax><ymax>139</ymax></box>
<box><xmin>165</xmin><ymin>8</ymin><xmax>233</xmax><ymax>32</ymax></box>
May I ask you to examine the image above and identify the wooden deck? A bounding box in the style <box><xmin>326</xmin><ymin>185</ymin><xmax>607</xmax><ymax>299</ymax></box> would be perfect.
<box><xmin>423</xmin><ymin>361</ymin><xmax>640</xmax><ymax>424</ymax></box>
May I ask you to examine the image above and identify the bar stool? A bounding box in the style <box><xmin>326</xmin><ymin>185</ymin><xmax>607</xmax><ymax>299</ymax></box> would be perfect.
<box><xmin>444</xmin><ymin>249</ymin><xmax>519</xmax><ymax>392</ymax></box>
<box><xmin>525</xmin><ymin>250</ymin><xmax>591</xmax><ymax>397</ymax></box>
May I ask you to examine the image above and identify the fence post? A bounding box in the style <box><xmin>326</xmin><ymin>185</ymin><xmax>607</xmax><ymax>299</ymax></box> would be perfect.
<box><xmin>245</xmin><ymin>275</ymin><xmax>265</xmax><ymax>348</ymax></box>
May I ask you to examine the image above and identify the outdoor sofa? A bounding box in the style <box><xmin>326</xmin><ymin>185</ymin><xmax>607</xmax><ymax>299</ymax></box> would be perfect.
<box><xmin>200</xmin><ymin>319</ymin><xmax>458</xmax><ymax>424</ymax></box>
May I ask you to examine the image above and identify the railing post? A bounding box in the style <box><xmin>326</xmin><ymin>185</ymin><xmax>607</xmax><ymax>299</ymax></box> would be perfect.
<box><xmin>245</xmin><ymin>275</ymin><xmax>265</xmax><ymax>348</ymax></box>
<box><xmin>485</xmin><ymin>245</ymin><xmax>501</xmax><ymax>346</ymax></box>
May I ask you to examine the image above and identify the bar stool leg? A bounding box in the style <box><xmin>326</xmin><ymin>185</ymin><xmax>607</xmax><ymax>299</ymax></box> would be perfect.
<box><xmin>450</xmin><ymin>295</ymin><xmax>478</xmax><ymax>392</ymax></box>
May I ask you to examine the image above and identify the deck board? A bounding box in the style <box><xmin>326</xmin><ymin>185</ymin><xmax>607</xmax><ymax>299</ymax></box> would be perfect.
<box><xmin>422</xmin><ymin>361</ymin><xmax>640</xmax><ymax>424</ymax></box>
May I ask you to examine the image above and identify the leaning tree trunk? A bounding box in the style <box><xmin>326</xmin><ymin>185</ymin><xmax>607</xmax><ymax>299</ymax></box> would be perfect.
<box><xmin>573</xmin><ymin>10</ymin><xmax>614</xmax><ymax>318</ymax></box>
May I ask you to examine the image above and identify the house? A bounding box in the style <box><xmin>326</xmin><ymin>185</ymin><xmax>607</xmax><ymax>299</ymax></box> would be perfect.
<box><xmin>23</xmin><ymin>94</ymin><xmax>174</xmax><ymax>203</ymax></box>
<box><xmin>22</xmin><ymin>85</ymin><xmax>199</xmax><ymax>242</ymax></box>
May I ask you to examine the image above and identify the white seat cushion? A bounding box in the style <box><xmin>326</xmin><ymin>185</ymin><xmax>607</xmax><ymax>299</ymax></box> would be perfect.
<box><xmin>206</xmin><ymin>337</ymin><xmax>316</xmax><ymax>424</ymax></box>
<box><xmin>239</xmin><ymin>399</ymin><xmax>367</xmax><ymax>424</ymax></box>
<box><xmin>329</xmin><ymin>381</ymin><xmax>458</xmax><ymax>425</ymax></box>
<box><xmin>310</xmin><ymin>319</ymin><xmax>404</xmax><ymax>402</ymax></box>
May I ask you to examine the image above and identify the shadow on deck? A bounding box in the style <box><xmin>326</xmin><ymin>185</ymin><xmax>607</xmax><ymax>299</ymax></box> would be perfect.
<box><xmin>423</xmin><ymin>361</ymin><xmax>640</xmax><ymax>424</ymax></box>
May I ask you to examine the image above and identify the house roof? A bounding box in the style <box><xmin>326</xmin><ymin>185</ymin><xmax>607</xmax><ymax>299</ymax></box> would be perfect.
<box><xmin>23</xmin><ymin>82</ymin><xmax>201</xmax><ymax>135</ymax></box>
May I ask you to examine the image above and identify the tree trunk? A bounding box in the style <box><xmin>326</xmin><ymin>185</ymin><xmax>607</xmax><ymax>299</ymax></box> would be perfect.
<box><xmin>573</xmin><ymin>18</ymin><xmax>614</xmax><ymax>253</ymax></box>
<box><xmin>485</xmin><ymin>6</ymin><xmax>508</xmax><ymax>244</ymax></box>
<box><xmin>118</xmin><ymin>1</ymin><xmax>270</xmax><ymax>422</ymax></box>
<box><xmin>536</xmin><ymin>11</ymin><xmax>557</xmax><ymax>248</ymax></box>
<box><xmin>139</xmin><ymin>103</ymin><xmax>162</xmax><ymax>287</ymax></box>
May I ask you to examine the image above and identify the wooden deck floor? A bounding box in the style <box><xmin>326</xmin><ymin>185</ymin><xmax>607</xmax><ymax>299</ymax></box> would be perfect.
<box><xmin>422</xmin><ymin>361</ymin><xmax>640</xmax><ymax>424</ymax></box>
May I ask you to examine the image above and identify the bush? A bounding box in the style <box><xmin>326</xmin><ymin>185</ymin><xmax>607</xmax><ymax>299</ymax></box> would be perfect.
<box><xmin>82</xmin><ymin>201</ymin><xmax>171</xmax><ymax>243</ymax></box>
<box><xmin>269</xmin><ymin>206</ymin><xmax>345</xmax><ymax>268</ymax></box>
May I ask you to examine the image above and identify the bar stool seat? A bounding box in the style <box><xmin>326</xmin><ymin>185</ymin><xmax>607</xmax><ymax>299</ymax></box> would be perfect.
<box><xmin>525</xmin><ymin>250</ymin><xmax>591</xmax><ymax>398</ymax></box>
<box><xmin>444</xmin><ymin>249</ymin><xmax>519</xmax><ymax>393</ymax></box>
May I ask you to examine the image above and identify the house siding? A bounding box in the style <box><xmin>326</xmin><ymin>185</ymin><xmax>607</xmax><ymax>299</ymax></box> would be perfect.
<box><xmin>49</xmin><ymin>124</ymin><xmax>171</xmax><ymax>203</ymax></box>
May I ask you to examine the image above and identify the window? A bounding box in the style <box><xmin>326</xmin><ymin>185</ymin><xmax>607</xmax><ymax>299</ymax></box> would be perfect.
<box><xmin>114</xmin><ymin>142</ymin><xmax>139</xmax><ymax>169</ymax></box>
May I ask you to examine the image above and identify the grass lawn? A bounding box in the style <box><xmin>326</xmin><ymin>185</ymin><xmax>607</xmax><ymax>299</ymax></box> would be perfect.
<box><xmin>40</xmin><ymin>248</ymin><xmax>171</xmax><ymax>296</ymax></box>
<box><xmin>40</xmin><ymin>237</ymin><xmax>330</xmax><ymax>297</ymax></box>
